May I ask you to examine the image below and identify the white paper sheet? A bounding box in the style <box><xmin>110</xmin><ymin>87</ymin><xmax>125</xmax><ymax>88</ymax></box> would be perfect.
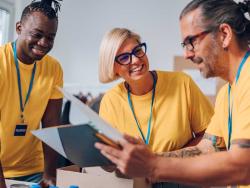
<box><xmin>32</xmin><ymin>126</ymin><xmax>67</xmax><ymax>158</ymax></box>
<box><xmin>58</xmin><ymin>87</ymin><xmax>123</xmax><ymax>142</ymax></box>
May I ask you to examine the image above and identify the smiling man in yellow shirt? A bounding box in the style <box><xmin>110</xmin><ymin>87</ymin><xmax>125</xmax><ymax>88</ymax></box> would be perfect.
<box><xmin>0</xmin><ymin>0</ymin><xmax>63</xmax><ymax>187</ymax></box>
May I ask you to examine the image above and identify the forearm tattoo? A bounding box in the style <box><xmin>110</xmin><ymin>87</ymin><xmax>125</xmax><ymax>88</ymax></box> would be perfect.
<box><xmin>159</xmin><ymin>147</ymin><xmax>202</xmax><ymax>158</ymax></box>
<box><xmin>203</xmin><ymin>133</ymin><xmax>226</xmax><ymax>151</ymax></box>
<box><xmin>231</xmin><ymin>139</ymin><xmax>250</xmax><ymax>148</ymax></box>
<box><xmin>159</xmin><ymin>133</ymin><xmax>227</xmax><ymax>158</ymax></box>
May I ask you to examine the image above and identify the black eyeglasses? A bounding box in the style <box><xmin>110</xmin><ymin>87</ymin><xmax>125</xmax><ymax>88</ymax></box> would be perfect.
<box><xmin>115</xmin><ymin>42</ymin><xmax>147</xmax><ymax>65</ymax></box>
<box><xmin>181</xmin><ymin>30</ymin><xmax>212</xmax><ymax>51</ymax></box>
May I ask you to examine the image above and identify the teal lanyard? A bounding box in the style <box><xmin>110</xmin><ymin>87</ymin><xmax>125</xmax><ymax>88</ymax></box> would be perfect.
<box><xmin>13</xmin><ymin>41</ymin><xmax>37</xmax><ymax>121</ymax></box>
<box><xmin>228</xmin><ymin>51</ymin><xmax>250</xmax><ymax>149</ymax></box>
<box><xmin>127</xmin><ymin>72</ymin><xmax>156</xmax><ymax>145</ymax></box>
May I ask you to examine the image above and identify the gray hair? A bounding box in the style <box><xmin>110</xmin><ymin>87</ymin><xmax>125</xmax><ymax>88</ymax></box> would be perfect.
<box><xmin>180</xmin><ymin>0</ymin><xmax>250</xmax><ymax>47</ymax></box>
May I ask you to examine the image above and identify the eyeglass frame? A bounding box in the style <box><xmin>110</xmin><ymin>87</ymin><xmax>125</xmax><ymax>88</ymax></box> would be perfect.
<box><xmin>115</xmin><ymin>42</ymin><xmax>147</xmax><ymax>65</ymax></box>
<box><xmin>181</xmin><ymin>30</ymin><xmax>213</xmax><ymax>51</ymax></box>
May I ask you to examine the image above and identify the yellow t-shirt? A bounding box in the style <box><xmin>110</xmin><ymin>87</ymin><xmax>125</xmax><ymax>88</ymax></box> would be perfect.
<box><xmin>100</xmin><ymin>71</ymin><xmax>214</xmax><ymax>152</ymax></box>
<box><xmin>206</xmin><ymin>56</ymin><xmax>250</xmax><ymax>146</ymax></box>
<box><xmin>206</xmin><ymin>57</ymin><xmax>250</xmax><ymax>187</ymax></box>
<box><xmin>206</xmin><ymin>56</ymin><xmax>250</xmax><ymax>188</ymax></box>
<box><xmin>0</xmin><ymin>42</ymin><xmax>63</xmax><ymax>178</ymax></box>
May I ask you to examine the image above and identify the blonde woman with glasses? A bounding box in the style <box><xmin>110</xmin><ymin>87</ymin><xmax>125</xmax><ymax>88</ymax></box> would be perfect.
<box><xmin>98</xmin><ymin>28</ymin><xmax>213</xmax><ymax>188</ymax></box>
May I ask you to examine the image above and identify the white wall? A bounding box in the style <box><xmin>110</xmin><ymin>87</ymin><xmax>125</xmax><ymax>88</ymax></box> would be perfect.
<box><xmin>14</xmin><ymin>0</ymin><xmax>190</xmax><ymax>95</ymax></box>
<box><xmin>0</xmin><ymin>0</ymin><xmax>15</xmax><ymax>42</ymax></box>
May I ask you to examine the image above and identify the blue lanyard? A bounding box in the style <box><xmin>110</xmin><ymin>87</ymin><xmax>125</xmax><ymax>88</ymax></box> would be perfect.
<box><xmin>13</xmin><ymin>41</ymin><xmax>37</xmax><ymax>122</ymax></box>
<box><xmin>127</xmin><ymin>72</ymin><xmax>156</xmax><ymax>145</ymax></box>
<box><xmin>227</xmin><ymin>51</ymin><xmax>250</xmax><ymax>149</ymax></box>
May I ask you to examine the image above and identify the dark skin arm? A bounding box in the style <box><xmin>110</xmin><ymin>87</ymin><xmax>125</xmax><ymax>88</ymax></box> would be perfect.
<box><xmin>40</xmin><ymin>98</ymin><xmax>62</xmax><ymax>187</ymax></box>
<box><xmin>0</xmin><ymin>162</ymin><xmax>6</xmax><ymax>188</ymax></box>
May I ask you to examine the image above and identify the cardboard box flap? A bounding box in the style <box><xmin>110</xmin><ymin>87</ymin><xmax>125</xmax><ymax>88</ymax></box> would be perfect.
<box><xmin>57</xmin><ymin>165</ymin><xmax>151</xmax><ymax>188</ymax></box>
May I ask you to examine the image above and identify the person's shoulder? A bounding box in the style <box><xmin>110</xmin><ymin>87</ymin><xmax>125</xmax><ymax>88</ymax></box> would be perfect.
<box><xmin>156</xmin><ymin>70</ymin><xmax>192</xmax><ymax>83</ymax></box>
<box><xmin>240</xmin><ymin>60</ymin><xmax>250</xmax><ymax>86</ymax></box>
<box><xmin>0</xmin><ymin>43</ymin><xmax>13</xmax><ymax>69</ymax></box>
<box><xmin>218</xmin><ymin>83</ymin><xmax>228</xmax><ymax>95</ymax></box>
<box><xmin>42</xmin><ymin>54</ymin><xmax>60</xmax><ymax>64</ymax></box>
<box><xmin>41</xmin><ymin>54</ymin><xmax>62</xmax><ymax>69</ymax></box>
<box><xmin>102</xmin><ymin>82</ymin><xmax>126</xmax><ymax>100</ymax></box>
<box><xmin>215</xmin><ymin>83</ymin><xmax>228</xmax><ymax>104</ymax></box>
<box><xmin>104</xmin><ymin>82</ymin><xmax>125</xmax><ymax>95</ymax></box>
<box><xmin>0</xmin><ymin>42</ymin><xmax>12</xmax><ymax>56</ymax></box>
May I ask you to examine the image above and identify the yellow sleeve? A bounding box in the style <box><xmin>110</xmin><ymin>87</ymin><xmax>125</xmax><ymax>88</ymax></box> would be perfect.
<box><xmin>99</xmin><ymin>94</ymin><xmax>117</xmax><ymax>129</ymax></box>
<box><xmin>205</xmin><ymin>88</ymin><xmax>225</xmax><ymax>137</ymax></box>
<box><xmin>50</xmin><ymin>60</ymin><xmax>63</xmax><ymax>99</ymax></box>
<box><xmin>188</xmin><ymin>76</ymin><xmax>214</xmax><ymax>133</ymax></box>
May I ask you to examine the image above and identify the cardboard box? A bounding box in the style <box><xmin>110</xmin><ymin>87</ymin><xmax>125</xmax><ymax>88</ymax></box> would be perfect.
<box><xmin>5</xmin><ymin>179</ymin><xmax>34</xmax><ymax>188</ymax></box>
<box><xmin>57</xmin><ymin>165</ymin><xmax>151</xmax><ymax>188</ymax></box>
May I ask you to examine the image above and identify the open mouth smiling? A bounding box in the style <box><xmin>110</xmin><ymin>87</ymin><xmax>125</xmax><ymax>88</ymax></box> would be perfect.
<box><xmin>129</xmin><ymin>64</ymin><xmax>144</xmax><ymax>74</ymax></box>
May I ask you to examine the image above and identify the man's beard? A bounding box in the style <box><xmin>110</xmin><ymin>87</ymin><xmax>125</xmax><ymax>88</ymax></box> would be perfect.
<box><xmin>192</xmin><ymin>41</ymin><xmax>220</xmax><ymax>78</ymax></box>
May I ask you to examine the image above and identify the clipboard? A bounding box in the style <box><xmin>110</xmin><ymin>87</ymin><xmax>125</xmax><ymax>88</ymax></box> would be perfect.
<box><xmin>57</xmin><ymin>123</ymin><xmax>118</xmax><ymax>167</ymax></box>
<box><xmin>32</xmin><ymin>88</ymin><xmax>123</xmax><ymax>167</ymax></box>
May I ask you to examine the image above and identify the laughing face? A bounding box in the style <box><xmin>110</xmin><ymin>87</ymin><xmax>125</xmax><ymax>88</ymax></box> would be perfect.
<box><xmin>114</xmin><ymin>38</ymin><xmax>149</xmax><ymax>82</ymax></box>
<box><xmin>16</xmin><ymin>11</ymin><xmax>58</xmax><ymax>64</ymax></box>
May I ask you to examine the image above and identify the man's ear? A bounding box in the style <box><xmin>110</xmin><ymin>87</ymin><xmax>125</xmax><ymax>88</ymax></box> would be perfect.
<box><xmin>16</xmin><ymin>21</ymin><xmax>22</xmax><ymax>35</ymax></box>
<box><xmin>218</xmin><ymin>23</ymin><xmax>233</xmax><ymax>49</ymax></box>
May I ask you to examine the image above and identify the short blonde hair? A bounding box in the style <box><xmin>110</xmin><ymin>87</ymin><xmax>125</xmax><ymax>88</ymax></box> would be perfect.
<box><xmin>98</xmin><ymin>28</ymin><xmax>141</xmax><ymax>83</ymax></box>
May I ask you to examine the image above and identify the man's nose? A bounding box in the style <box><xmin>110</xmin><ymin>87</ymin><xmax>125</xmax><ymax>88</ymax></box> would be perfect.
<box><xmin>183</xmin><ymin>48</ymin><xmax>195</xmax><ymax>60</ymax></box>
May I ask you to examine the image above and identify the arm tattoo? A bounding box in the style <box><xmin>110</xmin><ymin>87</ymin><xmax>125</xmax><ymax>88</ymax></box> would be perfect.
<box><xmin>203</xmin><ymin>133</ymin><xmax>226</xmax><ymax>152</ymax></box>
<box><xmin>231</xmin><ymin>139</ymin><xmax>250</xmax><ymax>148</ymax></box>
<box><xmin>159</xmin><ymin>133</ymin><xmax>227</xmax><ymax>158</ymax></box>
<box><xmin>160</xmin><ymin>147</ymin><xmax>202</xmax><ymax>158</ymax></box>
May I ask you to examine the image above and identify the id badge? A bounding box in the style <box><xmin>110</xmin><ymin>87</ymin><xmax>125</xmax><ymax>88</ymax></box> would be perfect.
<box><xmin>14</xmin><ymin>124</ymin><xmax>27</xmax><ymax>136</ymax></box>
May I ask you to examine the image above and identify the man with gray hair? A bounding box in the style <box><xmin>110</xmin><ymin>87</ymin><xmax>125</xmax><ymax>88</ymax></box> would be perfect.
<box><xmin>95</xmin><ymin>0</ymin><xmax>250</xmax><ymax>187</ymax></box>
